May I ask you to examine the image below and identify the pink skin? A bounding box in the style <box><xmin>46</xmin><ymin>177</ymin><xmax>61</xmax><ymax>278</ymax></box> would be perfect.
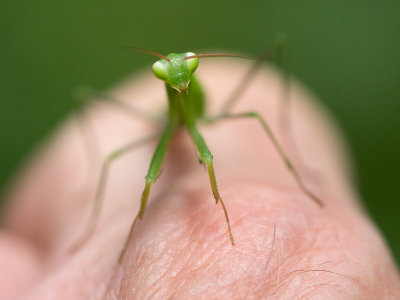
<box><xmin>1</xmin><ymin>61</ymin><xmax>400</xmax><ymax>299</ymax></box>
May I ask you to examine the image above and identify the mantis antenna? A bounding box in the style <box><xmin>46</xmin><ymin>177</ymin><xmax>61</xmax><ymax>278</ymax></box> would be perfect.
<box><xmin>184</xmin><ymin>53</ymin><xmax>253</xmax><ymax>60</ymax></box>
<box><xmin>122</xmin><ymin>46</ymin><xmax>171</xmax><ymax>62</ymax></box>
<box><xmin>123</xmin><ymin>46</ymin><xmax>254</xmax><ymax>62</ymax></box>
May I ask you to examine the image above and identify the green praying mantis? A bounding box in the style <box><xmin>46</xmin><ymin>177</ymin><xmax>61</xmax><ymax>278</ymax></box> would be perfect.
<box><xmin>74</xmin><ymin>46</ymin><xmax>323</xmax><ymax>258</ymax></box>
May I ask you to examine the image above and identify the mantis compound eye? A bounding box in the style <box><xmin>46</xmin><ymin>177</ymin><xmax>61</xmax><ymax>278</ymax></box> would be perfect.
<box><xmin>152</xmin><ymin>59</ymin><xmax>169</xmax><ymax>81</ymax></box>
<box><xmin>185</xmin><ymin>52</ymin><xmax>199</xmax><ymax>74</ymax></box>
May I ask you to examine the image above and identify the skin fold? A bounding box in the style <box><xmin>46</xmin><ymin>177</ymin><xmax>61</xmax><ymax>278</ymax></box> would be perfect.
<box><xmin>1</xmin><ymin>60</ymin><xmax>400</xmax><ymax>299</ymax></box>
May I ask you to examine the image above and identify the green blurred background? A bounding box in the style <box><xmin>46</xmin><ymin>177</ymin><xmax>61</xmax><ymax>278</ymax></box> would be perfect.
<box><xmin>1</xmin><ymin>1</ymin><xmax>399</xmax><ymax>264</ymax></box>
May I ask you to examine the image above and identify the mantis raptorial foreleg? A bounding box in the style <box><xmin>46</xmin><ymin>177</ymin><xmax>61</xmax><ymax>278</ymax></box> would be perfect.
<box><xmin>118</xmin><ymin>124</ymin><xmax>174</xmax><ymax>261</ymax></box>
<box><xmin>187</xmin><ymin>124</ymin><xmax>235</xmax><ymax>246</ymax></box>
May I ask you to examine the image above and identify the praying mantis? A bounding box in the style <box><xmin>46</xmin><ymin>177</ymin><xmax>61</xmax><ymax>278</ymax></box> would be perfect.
<box><xmin>74</xmin><ymin>46</ymin><xmax>323</xmax><ymax>258</ymax></box>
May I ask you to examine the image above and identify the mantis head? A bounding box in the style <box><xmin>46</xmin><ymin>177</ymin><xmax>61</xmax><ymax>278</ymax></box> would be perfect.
<box><xmin>124</xmin><ymin>47</ymin><xmax>252</xmax><ymax>94</ymax></box>
<box><xmin>152</xmin><ymin>52</ymin><xmax>199</xmax><ymax>94</ymax></box>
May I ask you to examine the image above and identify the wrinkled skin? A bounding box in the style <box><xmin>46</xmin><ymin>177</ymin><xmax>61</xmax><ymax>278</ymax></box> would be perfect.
<box><xmin>1</xmin><ymin>61</ymin><xmax>400</xmax><ymax>299</ymax></box>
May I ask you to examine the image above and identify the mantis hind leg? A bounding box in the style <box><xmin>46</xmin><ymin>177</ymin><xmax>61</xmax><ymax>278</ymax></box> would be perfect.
<box><xmin>274</xmin><ymin>35</ymin><xmax>322</xmax><ymax>180</ymax></box>
<box><xmin>218</xmin><ymin>34</ymin><xmax>320</xmax><ymax>180</ymax></box>
<box><xmin>218</xmin><ymin>32</ymin><xmax>289</xmax><ymax>114</ymax></box>
<box><xmin>187</xmin><ymin>124</ymin><xmax>235</xmax><ymax>246</ymax></box>
<box><xmin>74</xmin><ymin>86</ymin><xmax>164</xmax><ymax>122</ymax></box>
<box><xmin>73</xmin><ymin>107</ymin><xmax>102</xmax><ymax>189</ymax></box>
<box><xmin>218</xmin><ymin>45</ymin><xmax>273</xmax><ymax>114</ymax></box>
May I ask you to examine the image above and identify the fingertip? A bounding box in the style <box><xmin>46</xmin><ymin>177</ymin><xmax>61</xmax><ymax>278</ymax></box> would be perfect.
<box><xmin>113</xmin><ymin>181</ymin><xmax>400</xmax><ymax>299</ymax></box>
